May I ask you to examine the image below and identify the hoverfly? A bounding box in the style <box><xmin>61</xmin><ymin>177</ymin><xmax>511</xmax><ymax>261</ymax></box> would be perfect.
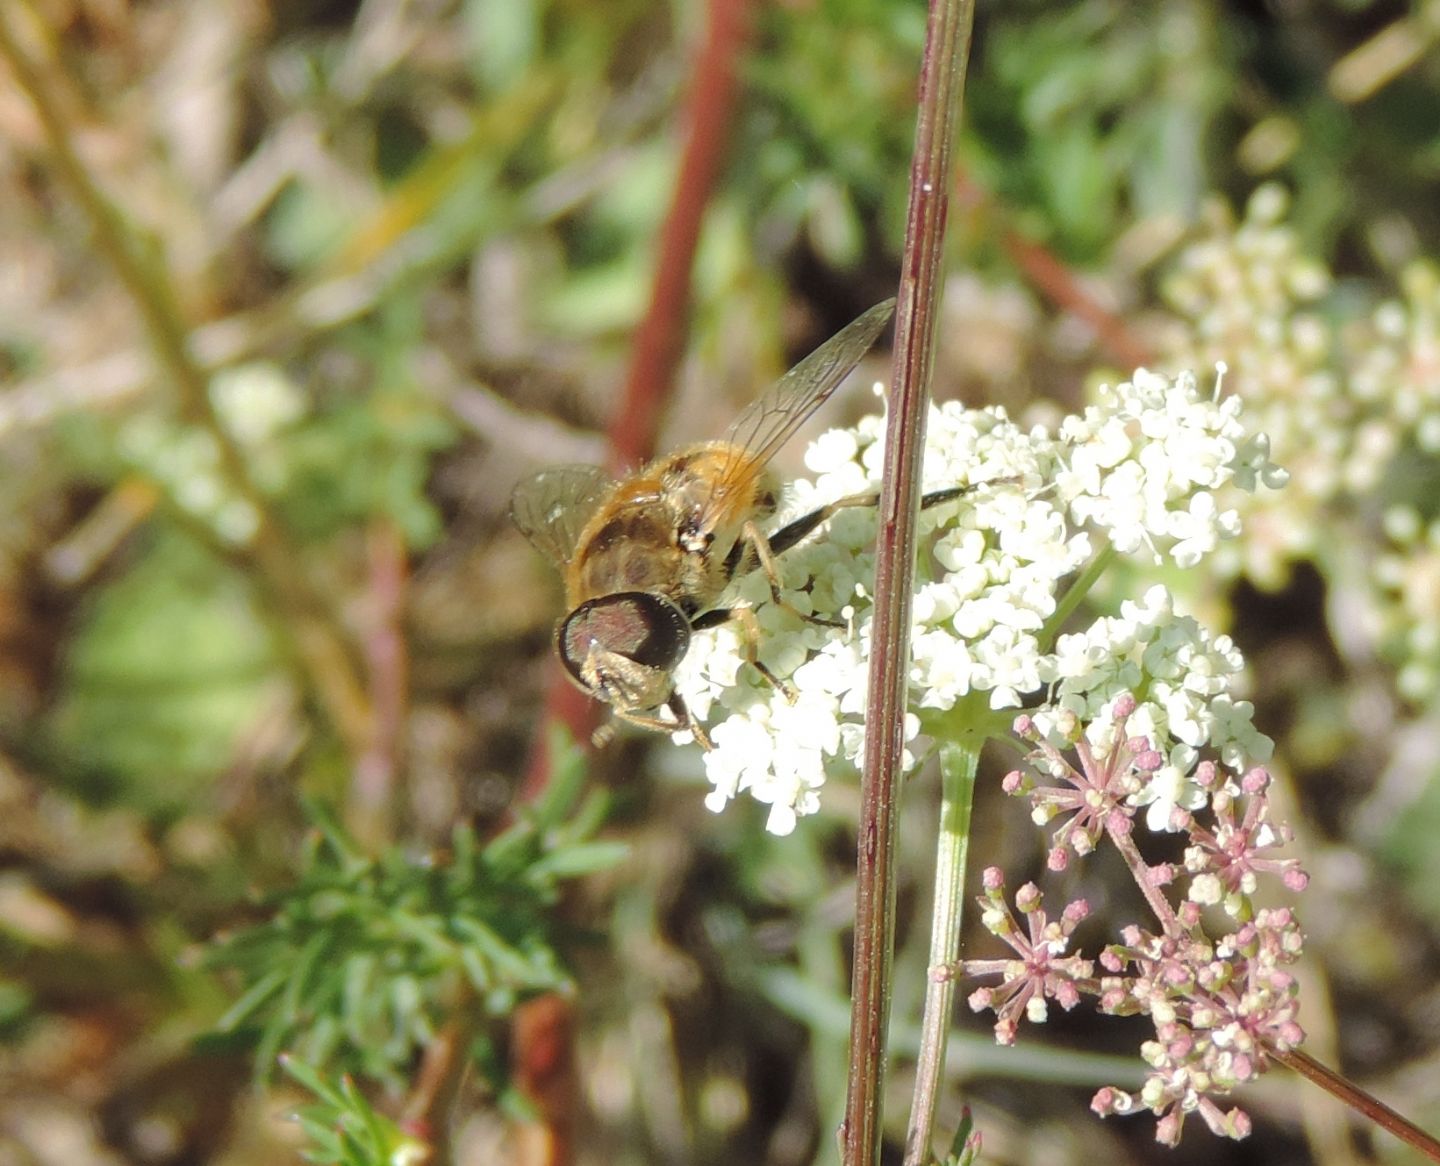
<box><xmin>510</xmin><ymin>299</ymin><xmax>968</xmax><ymax>748</ymax></box>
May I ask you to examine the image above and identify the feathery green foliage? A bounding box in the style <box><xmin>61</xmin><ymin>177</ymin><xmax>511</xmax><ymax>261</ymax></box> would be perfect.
<box><xmin>208</xmin><ymin>735</ymin><xmax>622</xmax><ymax>1085</ymax></box>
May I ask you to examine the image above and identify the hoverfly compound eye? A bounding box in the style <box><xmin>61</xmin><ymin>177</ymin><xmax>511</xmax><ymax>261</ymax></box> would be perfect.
<box><xmin>558</xmin><ymin>592</ymin><xmax>692</xmax><ymax>685</ymax></box>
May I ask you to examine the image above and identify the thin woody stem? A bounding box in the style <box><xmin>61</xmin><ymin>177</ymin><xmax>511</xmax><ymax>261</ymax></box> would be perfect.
<box><xmin>1273</xmin><ymin>1048</ymin><xmax>1440</xmax><ymax>1163</ymax></box>
<box><xmin>845</xmin><ymin>0</ymin><xmax>975</xmax><ymax>1161</ymax></box>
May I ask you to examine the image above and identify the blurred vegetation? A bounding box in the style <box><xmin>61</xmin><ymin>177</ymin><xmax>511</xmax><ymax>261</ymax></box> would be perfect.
<box><xmin>1</xmin><ymin>0</ymin><xmax>1439</xmax><ymax>1163</ymax></box>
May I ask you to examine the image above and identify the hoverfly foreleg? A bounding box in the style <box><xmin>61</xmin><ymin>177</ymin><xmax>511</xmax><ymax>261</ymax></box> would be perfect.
<box><xmin>598</xmin><ymin>696</ymin><xmax>715</xmax><ymax>751</ymax></box>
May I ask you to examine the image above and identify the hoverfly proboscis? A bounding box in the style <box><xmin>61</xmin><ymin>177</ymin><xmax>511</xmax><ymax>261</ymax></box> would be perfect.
<box><xmin>509</xmin><ymin>298</ymin><xmax>972</xmax><ymax>749</ymax></box>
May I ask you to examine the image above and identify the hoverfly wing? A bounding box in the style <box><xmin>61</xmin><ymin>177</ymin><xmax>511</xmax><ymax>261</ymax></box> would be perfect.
<box><xmin>509</xmin><ymin>464</ymin><xmax>614</xmax><ymax>571</ymax></box>
<box><xmin>716</xmin><ymin>298</ymin><xmax>895</xmax><ymax>489</ymax></box>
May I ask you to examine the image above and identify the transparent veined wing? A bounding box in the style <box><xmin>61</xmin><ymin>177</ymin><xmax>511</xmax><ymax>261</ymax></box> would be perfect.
<box><xmin>710</xmin><ymin>299</ymin><xmax>894</xmax><ymax>501</ymax></box>
<box><xmin>508</xmin><ymin>464</ymin><xmax>613</xmax><ymax>572</ymax></box>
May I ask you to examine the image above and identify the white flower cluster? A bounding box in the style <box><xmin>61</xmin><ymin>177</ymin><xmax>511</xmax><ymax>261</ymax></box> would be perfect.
<box><xmin>1030</xmin><ymin>585</ymin><xmax>1274</xmax><ymax>832</ymax></box>
<box><xmin>1375</xmin><ymin>507</ymin><xmax>1440</xmax><ymax>702</ymax></box>
<box><xmin>1161</xmin><ymin>189</ymin><xmax>1440</xmax><ymax>703</ymax></box>
<box><xmin>1053</xmin><ymin>369</ymin><xmax>1286</xmax><ymax>567</ymax></box>
<box><xmin>1350</xmin><ymin>266</ymin><xmax>1440</xmax><ymax>701</ymax></box>
<box><xmin>1346</xmin><ymin>261</ymin><xmax>1440</xmax><ymax>454</ymax></box>
<box><xmin>673</xmin><ymin>370</ymin><xmax>1284</xmax><ymax>834</ymax></box>
<box><xmin>1158</xmin><ymin>185</ymin><xmax>1363</xmax><ymax>586</ymax></box>
<box><xmin>1159</xmin><ymin>188</ymin><xmax>1440</xmax><ymax>601</ymax></box>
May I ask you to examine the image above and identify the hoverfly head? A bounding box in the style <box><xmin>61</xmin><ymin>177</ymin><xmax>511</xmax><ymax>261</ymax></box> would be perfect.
<box><xmin>558</xmin><ymin>592</ymin><xmax>691</xmax><ymax>712</ymax></box>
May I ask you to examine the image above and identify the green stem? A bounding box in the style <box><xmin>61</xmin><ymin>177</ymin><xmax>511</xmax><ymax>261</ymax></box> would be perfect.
<box><xmin>903</xmin><ymin>742</ymin><xmax>979</xmax><ymax>1166</ymax></box>
<box><xmin>1037</xmin><ymin>544</ymin><xmax>1117</xmax><ymax>652</ymax></box>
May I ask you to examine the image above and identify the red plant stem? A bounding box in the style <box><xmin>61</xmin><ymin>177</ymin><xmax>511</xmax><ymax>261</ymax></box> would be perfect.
<box><xmin>952</xmin><ymin>170</ymin><xmax>1153</xmax><ymax>373</ymax></box>
<box><xmin>510</xmin><ymin>995</ymin><xmax>580</xmax><ymax>1166</ymax></box>
<box><xmin>520</xmin><ymin>0</ymin><xmax>752</xmax><ymax>800</ymax></box>
<box><xmin>350</xmin><ymin>519</ymin><xmax>409</xmax><ymax>847</ymax></box>
<box><xmin>511</xmin><ymin>8</ymin><xmax>751</xmax><ymax>1164</ymax></box>
<box><xmin>1274</xmin><ymin>1048</ymin><xmax>1440</xmax><ymax>1163</ymax></box>
<box><xmin>608</xmin><ymin>0</ymin><xmax>752</xmax><ymax>472</ymax></box>
<box><xmin>1000</xmin><ymin>231</ymin><xmax>1153</xmax><ymax>372</ymax></box>
<box><xmin>844</xmin><ymin>0</ymin><xmax>974</xmax><ymax>1162</ymax></box>
<box><xmin>402</xmin><ymin>1015</ymin><xmax>474</xmax><ymax>1166</ymax></box>
<box><xmin>518</xmin><ymin>681</ymin><xmax>600</xmax><ymax>806</ymax></box>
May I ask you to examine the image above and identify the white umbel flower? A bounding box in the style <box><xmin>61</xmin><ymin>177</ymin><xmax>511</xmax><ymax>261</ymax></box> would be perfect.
<box><xmin>671</xmin><ymin>370</ymin><xmax>1283</xmax><ymax>834</ymax></box>
<box><xmin>1054</xmin><ymin>370</ymin><xmax>1286</xmax><ymax>567</ymax></box>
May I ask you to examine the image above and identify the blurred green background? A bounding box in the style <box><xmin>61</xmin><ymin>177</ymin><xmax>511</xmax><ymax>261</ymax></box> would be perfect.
<box><xmin>1</xmin><ymin>0</ymin><xmax>1439</xmax><ymax>1163</ymax></box>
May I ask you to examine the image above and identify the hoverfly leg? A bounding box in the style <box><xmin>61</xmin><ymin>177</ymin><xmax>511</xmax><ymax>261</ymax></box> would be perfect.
<box><xmin>732</xmin><ymin>605</ymin><xmax>798</xmax><ymax>702</ymax></box>
<box><xmin>667</xmin><ymin>692</ymin><xmax>714</xmax><ymax>750</ymax></box>
<box><xmin>764</xmin><ymin>491</ymin><xmax>880</xmax><ymax>558</ymax></box>
<box><xmin>765</xmin><ymin>482</ymin><xmax>986</xmax><ymax>566</ymax></box>
<box><xmin>741</xmin><ymin>518</ymin><xmax>846</xmax><ymax>630</ymax></box>
<box><xmin>756</xmin><ymin>494</ymin><xmax>897</xmax><ymax>629</ymax></box>
<box><xmin>691</xmin><ymin>604</ymin><xmax>798</xmax><ymax>702</ymax></box>
<box><xmin>919</xmin><ymin>484</ymin><xmax>973</xmax><ymax>510</ymax></box>
<box><xmin>601</xmin><ymin>700</ymin><xmax>715</xmax><ymax>751</ymax></box>
<box><xmin>745</xmin><ymin>485</ymin><xmax>990</xmax><ymax>631</ymax></box>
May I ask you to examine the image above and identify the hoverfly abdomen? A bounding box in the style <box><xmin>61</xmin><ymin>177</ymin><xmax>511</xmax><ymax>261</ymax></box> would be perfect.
<box><xmin>570</xmin><ymin>507</ymin><xmax>681</xmax><ymax>603</ymax></box>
